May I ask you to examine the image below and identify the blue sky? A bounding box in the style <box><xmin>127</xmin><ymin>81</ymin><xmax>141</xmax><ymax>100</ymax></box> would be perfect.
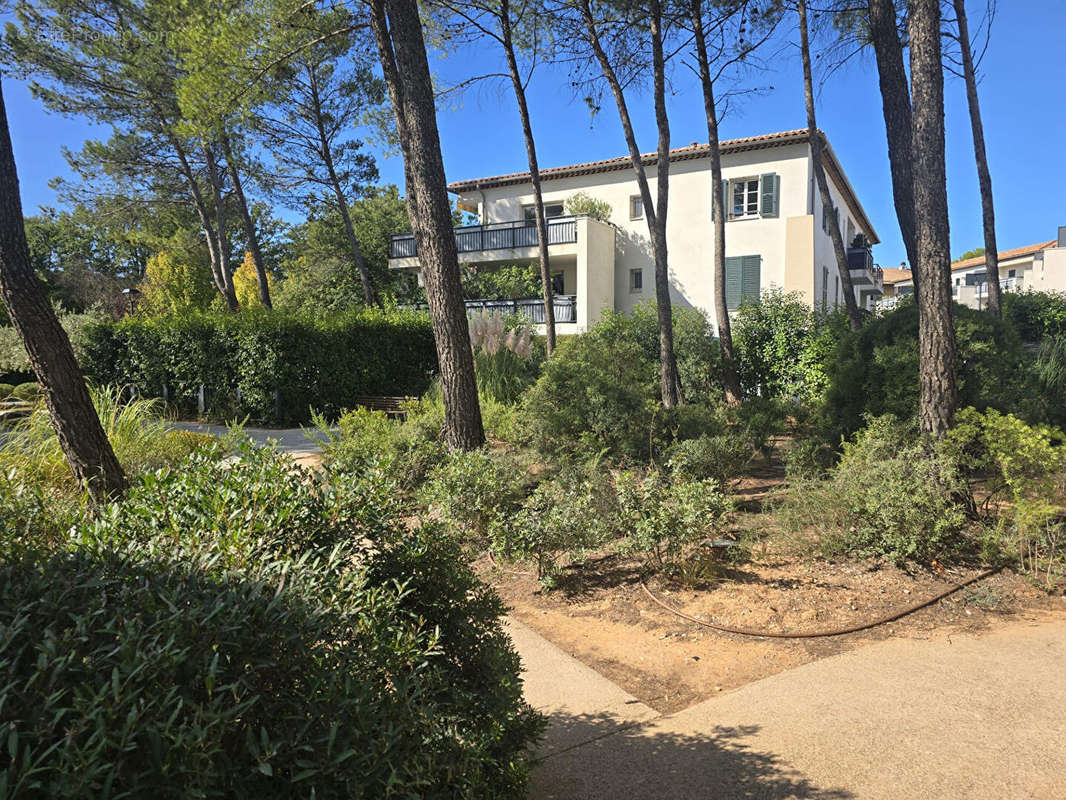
<box><xmin>6</xmin><ymin>0</ymin><xmax>1065</xmax><ymax>269</ymax></box>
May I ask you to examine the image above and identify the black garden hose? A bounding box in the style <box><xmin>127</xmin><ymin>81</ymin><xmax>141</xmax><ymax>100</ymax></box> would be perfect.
<box><xmin>640</xmin><ymin>567</ymin><xmax>1002</xmax><ymax>639</ymax></box>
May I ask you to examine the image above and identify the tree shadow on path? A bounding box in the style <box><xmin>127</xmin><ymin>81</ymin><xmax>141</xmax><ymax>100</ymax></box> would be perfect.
<box><xmin>531</xmin><ymin>711</ymin><xmax>854</xmax><ymax>800</ymax></box>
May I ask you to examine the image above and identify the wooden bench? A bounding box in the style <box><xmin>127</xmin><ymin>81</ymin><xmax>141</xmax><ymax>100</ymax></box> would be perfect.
<box><xmin>353</xmin><ymin>396</ymin><xmax>416</xmax><ymax>418</ymax></box>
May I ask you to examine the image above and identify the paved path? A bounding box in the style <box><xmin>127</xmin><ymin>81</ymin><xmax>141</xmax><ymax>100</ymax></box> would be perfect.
<box><xmin>170</xmin><ymin>422</ymin><xmax>325</xmax><ymax>458</ymax></box>
<box><xmin>514</xmin><ymin>616</ymin><xmax>1066</xmax><ymax>799</ymax></box>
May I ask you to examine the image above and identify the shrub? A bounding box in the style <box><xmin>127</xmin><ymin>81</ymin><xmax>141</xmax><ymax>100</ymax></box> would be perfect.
<box><xmin>79</xmin><ymin>308</ymin><xmax>437</xmax><ymax>423</ymax></box>
<box><xmin>495</xmin><ymin>466</ymin><xmax>616</xmax><ymax>582</ymax></box>
<box><xmin>10</xmin><ymin>382</ymin><xmax>39</xmax><ymax>402</ymax></box>
<box><xmin>418</xmin><ymin>450</ymin><xmax>530</xmax><ymax>540</ymax></box>
<box><xmin>824</xmin><ymin>301</ymin><xmax>1038</xmax><ymax>438</ymax></box>
<box><xmin>319</xmin><ymin>404</ymin><xmax>445</xmax><ymax>492</ymax></box>
<box><xmin>0</xmin><ymin>382</ymin><xmax>13</xmax><ymax>399</ymax></box>
<box><xmin>733</xmin><ymin>289</ymin><xmax>845</xmax><ymax>401</ymax></box>
<box><xmin>523</xmin><ymin>312</ymin><xmax>658</xmax><ymax>460</ymax></box>
<box><xmin>776</xmin><ymin>415</ymin><xmax>969</xmax><ymax>564</ymax></box>
<box><xmin>564</xmin><ymin>191</ymin><xmax>612</xmax><ymax>221</ymax></box>
<box><xmin>945</xmin><ymin>408</ymin><xmax>1066</xmax><ymax>587</ymax></box>
<box><xmin>461</xmin><ymin>263</ymin><xmax>542</xmax><ymax>301</ymax></box>
<box><xmin>666</xmin><ymin>434</ymin><xmax>752</xmax><ymax>487</ymax></box>
<box><xmin>0</xmin><ymin>449</ymin><xmax>541</xmax><ymax>797</ymax></box>
<box><xmin>1001</xmin><ymin>290</ymin><xmax>1066</xmax><ymax>342</ymax></box>
<box><xmin>615</xmin><ymin>469</ymin><xmax>730</xmax><ymax>570</ymax></box>
<box><xmin>623</xmin><ymin>302</ymin><xmax>724</xmax><ymax>404</ymax></box>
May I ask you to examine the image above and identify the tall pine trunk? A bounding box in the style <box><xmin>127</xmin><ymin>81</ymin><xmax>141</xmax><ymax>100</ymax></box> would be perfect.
<box><xmin>370</xmin><ymin>0</ymin><xmax>484</xmax><ymax>450</ymax></box>
<box><xmin>867</xmin><ymin>0</ymin><xmax>920</xmax><ymax>286</ymax></box>
<box><xmin>171</xmin><ymin>136</ymin><xmax>236</xmax><ymax>308</ymax></box>
<box><xmin>0</xmin><ymin>82</ymin><xmax>126</xmax><ymax>501</ymax></box>
<box><xmin>500</xmin><ymin>0</ymin><xmax>556</xmax><ymax>356</ymax></box>
<box><xmin>953</xmin><ymin>0</ymin><xmax>1000</xmax><ymax>314</ymax></box>
<box><xmin>308</xmin><ymin>64</ymin><xmax>378</xmax><ymax>306</ymax></box>
<box><xmin>203</xmin><ymin>144</ymin><xmax>239</xmax><ymax>311</ymax></box>
<box><xmin>580</xmin><ymin>0</ymin><xmax>681</xmax><ymax>407</ymax></box>
<box><xmin>909</xmin><ymin>0</ymin><xmax>958</xmax><ymax>436</ymax></box>
<box><xmin>799</xmin><ymin>0</ymin><xmax>862</xmax><ymax>330</ymax></box>
<box><xmin>690</xmin><ymin>0</ymin><xmax>740</xmax><ymax>404</ymax></box>
<box><xmin>648</xmin><ymin>0</ymin><xmax>681</xmax><ymax>406</ymax></box>
<box><xmin>221</xmin><ymin>135</ymin><xmax>272</xmax><ymax>309</ymax></box>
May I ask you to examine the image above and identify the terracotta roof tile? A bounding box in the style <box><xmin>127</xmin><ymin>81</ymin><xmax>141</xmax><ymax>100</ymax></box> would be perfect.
<box><xmin>881</xmin><ymin>267</ymin><xmax>913</xmax><ymax>285</ymax></box>
<box><xmin>884</xmin><ymin>241</ymin><xmax>1056</xmax><ymax>285</ymax></box>
<box><xmin>446</xmin><ymin>129</ymin><xmax>879</xmax><ymax>244</ymax></box>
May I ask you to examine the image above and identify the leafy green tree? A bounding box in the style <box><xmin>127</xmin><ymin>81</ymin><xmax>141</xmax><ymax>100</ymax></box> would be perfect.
<box><xmin>4</xmin><ymin>0</ymin><xmax>240</xmax><ymax>310</ymax></box>
<box><xmin>254</xmin><ymin>12</ymin><xmax>385</xmax><ymax>306</ymax></box>
<box><xmin>958</xmin><ymin>247</ymin><xmax>985</xmax><ymax>261</ymax></box>
<box><xmin>564</xmin><ymin>192</ymin><xmax>611</xmax><ymax>221</ymax></box>
<box><xmin>275</xmin><ymin>185</ymin><xmax>416</xmax><ymax>311</ymax></box>
<box><xmin>137</xmin><ymin>231</ymin><xmax>217</xmax><ymax>316</ymax></box>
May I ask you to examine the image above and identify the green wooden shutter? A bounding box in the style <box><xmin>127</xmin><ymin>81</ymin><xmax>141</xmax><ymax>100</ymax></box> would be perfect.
<box><xmin>741</xmin><ymin>255</ymin><xmax>761</xmax><ymax>302</ymax></box>
<box><xmin>759</xmin><ymin>173</ymin><xmax>779</xmax><ymax>218</ymax></box>
<box><xmin>712</xmin><ymin>179</ymin><xmax>728</xmax><ymax>220</ymax></box>
<box><xmin>725</xmin><ymin>256</ymin><xmax>743</xmax><ymax>309</ymax></box>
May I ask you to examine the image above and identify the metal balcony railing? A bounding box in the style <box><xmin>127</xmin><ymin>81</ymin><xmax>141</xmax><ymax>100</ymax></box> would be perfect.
<box><xmin>389</xmin><ymin>216</ymin><xmax>579</xmax><ymax>259</ymax></box>
<box><xmin>402</xmin><ymin>295</ymin><xmax>578</xmax><ymax>324</ymax></box>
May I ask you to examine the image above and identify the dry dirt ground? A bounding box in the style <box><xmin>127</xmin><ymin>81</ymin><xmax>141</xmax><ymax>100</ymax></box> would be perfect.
<box><xmin>479</xmin><ymin>460</ymin><xmax>1066</xmax><ymax>715</ymax></box>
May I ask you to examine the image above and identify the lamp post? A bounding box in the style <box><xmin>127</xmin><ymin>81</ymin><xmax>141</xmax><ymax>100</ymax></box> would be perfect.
<box><xmin>121</xmin><ymin>287</ymin><xmax>141</xmax><ymax>316</ymax></box>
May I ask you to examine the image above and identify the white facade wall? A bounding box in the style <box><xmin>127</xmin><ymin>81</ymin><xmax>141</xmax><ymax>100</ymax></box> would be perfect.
<box><xmin>467</xmin><ymin>142</ymin><xmax>867</xmax><ymax>330</ymax></box>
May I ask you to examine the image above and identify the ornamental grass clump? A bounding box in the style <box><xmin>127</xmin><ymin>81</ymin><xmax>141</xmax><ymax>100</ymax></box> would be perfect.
<box><xmin>469</xmin><ymin>311</ymin><xmax>538</xmax><ymax>404</ymax></box>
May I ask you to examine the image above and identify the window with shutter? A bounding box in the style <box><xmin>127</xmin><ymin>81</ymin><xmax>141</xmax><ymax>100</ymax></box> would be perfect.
<box><xmin>725</xmin><ymin>256</ymin><xmax>743</xmax><ymax>310</ymax></box>
<box><xmin>741</xmin><ymin>255</ymin><xmax>761</xmax><ymax>302</ymax></box>
<box><xmin>760</xmin><ymin>173</ymin><xmax>779</xmax><ymax>218</ymax></box>
<box><xmin>725</xmin><ymin>255</ymin><xmax>761</xmax><ymax>309</ymax></box>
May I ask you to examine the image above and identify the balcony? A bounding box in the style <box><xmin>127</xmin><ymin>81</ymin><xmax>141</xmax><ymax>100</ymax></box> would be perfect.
<box><xmin>404</xmin><ymin>294</ymin><xmax>577</xmax><ymax>324</ymax></box>
<box><xmin>389</xmin><ymin>216</ymin><xmax>580</xmax><ymax>260</ymax></box>
<box><xmin>847</xmin><ymin>247</ymin><xmax>883</xmax><ymax>290</ymax></box>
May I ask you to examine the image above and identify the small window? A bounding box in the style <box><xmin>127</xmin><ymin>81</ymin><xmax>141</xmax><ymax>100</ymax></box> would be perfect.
<box><xmin>630</xmin><ymin>195</ymin><xmax>644</xmax><ymax>219</ymax></box>
<box><xmin>522</xmin><ymin>203</ymin><xmax>564</xmax><ymax>222</ymax></box>
<box><xmin>552</xmin><ymin>272</ymin><xmax>565</xmax><ymax>294</ymax></box>
<box><xmin>1008</xmin><ymin>269</ymin><xmax>1016</xmax><ymax>278</ymax></box>
<box><xmin>822</xmin><ymin>267</ymin><xmax>829</xmax><ymax>311</ymax></box>
<box><xmin>730</xmin><ymin>178</ymin><xmax>760</xmax><ymax>218</ymax></box>
<box><xmin>629</xmin><ymin>268</ymin><xmax>643</xmax><ymax>293</ymax></box>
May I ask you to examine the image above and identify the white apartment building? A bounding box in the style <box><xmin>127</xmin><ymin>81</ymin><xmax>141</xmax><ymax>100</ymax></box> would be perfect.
<box><xmin>881</xmin><ymin>229</ymin><xmax>1066</xmax><ymax>311</ymax></box>
<box><xmin>388</xmin><ymin>129</ymin><xmax>882</xmax><ymax>333</ymax></box>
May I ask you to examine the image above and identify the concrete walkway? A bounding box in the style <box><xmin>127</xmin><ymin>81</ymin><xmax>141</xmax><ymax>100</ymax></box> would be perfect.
<box><xmin>514</xmin><ymin>616</ymin><xmax>1066</xmax><ymax>800</ymax></box>
<box><xmin>169</xmin><ymin>422</ymin><xmax>325</xmax><ymax>458</ymax></box>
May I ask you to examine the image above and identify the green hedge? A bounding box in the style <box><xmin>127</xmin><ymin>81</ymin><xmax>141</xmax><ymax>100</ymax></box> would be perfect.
<box><xmin>80</xmin><ymin>309</ymin><xmax>438</xmax><ymax>423</ymax></box>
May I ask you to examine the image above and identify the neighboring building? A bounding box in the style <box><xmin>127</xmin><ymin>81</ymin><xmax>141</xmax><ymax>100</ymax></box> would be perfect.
<box><xmin>881</xmin><ymin>229</ymin><xmax>1066</xmax><ymax>310</ymax></box>
<box><xmin>388</xmin><ymin>129</ymin><xmax>882</xmax><ymax>333</ymax></box>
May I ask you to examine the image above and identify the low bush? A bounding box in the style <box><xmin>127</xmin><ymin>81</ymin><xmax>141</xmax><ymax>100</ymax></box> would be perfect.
<box><xmin>0</xmin><ymin>447</ymin><xmax>541</xmax><ymax>797</ymax></box>
<box><xmin>79</xmin><ymin>308</ymin><xmax>437</xmax><ymax>423</ymax></box>
<box><xmin>418</xmin><ymin>449</ymin><xmax>531</xmax><ymax>540</ymax></box>
<box><xmin>495</xmin><ymin>466</ymin><xmax>616</xmax><ymax>582</ymax></box>
<box><xmin>946</xmin><ymin>408</ymin><xmax>1066</xmax><ymax>587</ymax></box>
<box><xmin>319</xmin><ymin>404</ymin><xmax>445</xmax><ymax>492</ymax></box>
<box><xmin>665</xmin><ymin>434</ymin><xmax>752</xmax><ymax>487</ymax></box>
<box><xmin>523</xmin><ymin>312</ymin><xmax>658</xmax><ymax>461</ymax></box>
<box><xmin>776</xmin><ymin>415</ymin><xmax>969</xmax><ymax>564</ymax></box>
<box><xmin>0</xmin><ymin>382</ymin><xmax>13</xmax><ymax>400</ymax></box>
<box><xmin>10</xmin><ymin>382</ymin><xmax>39</xmax><ymax>402</ymax></box>
<box><xmin>615</xmin><ymin>469</ymin><xmax>730</xmax><ymax>571</ymax></box>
